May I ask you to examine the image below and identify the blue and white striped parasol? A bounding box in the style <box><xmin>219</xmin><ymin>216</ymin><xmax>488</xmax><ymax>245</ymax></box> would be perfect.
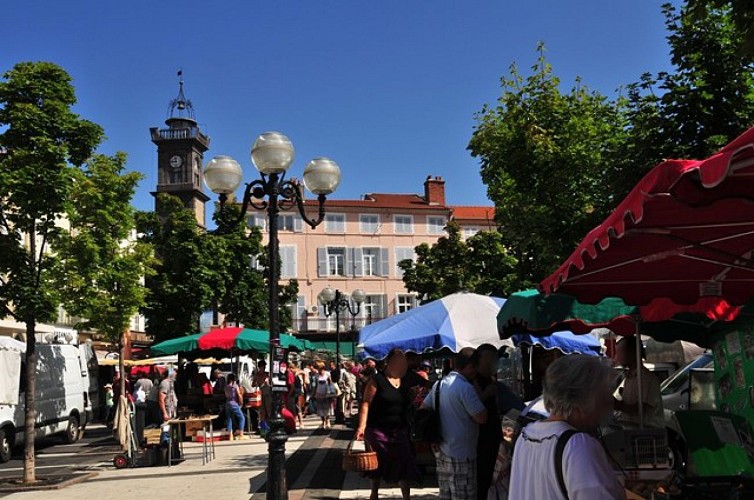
<box><xmin>357</xmin><ymin>292</ymin><xmax>513</xmax><ymax>360</ymax></box>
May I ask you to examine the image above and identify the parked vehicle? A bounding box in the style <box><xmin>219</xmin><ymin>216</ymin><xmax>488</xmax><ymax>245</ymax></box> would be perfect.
<box><xmin>661</xmin><ymin>352</ymin><xmax>714</xmax><ymax>413</ymax></box>
<box><xmin>0</xmin><ymin>341</ymin><xmax>92</xmax><ymax>463</ymax></box>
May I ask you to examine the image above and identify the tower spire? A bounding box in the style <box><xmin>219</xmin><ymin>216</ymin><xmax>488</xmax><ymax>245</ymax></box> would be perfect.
<box><xmin>167</xmin><ymin>69</ymin><xmax>195</xmax><ymax>120</ymax></box>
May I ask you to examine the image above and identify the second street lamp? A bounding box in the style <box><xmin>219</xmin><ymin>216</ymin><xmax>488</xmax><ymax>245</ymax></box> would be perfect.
<box><xmin>204</xmin><ymin>131</ymin><xmax>341</xmax><ymax>500</ymax></box>
<box><xmin>318</xmin><ymin>287</ymin><xmax>365</xmax><ymax>424</ymax></box>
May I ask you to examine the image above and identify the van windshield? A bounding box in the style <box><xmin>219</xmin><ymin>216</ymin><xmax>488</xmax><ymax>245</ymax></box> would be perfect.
<box><xmin>660</xmin><ymin>353</ymin><xmax>713</xmax><ymax>395</ymax></box>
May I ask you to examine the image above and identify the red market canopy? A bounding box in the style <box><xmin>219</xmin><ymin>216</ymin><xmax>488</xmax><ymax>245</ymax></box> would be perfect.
<box><xmin>540</xmin><ymin>127</ymin><xmax>754</xmax><ymax>307</ymax></box>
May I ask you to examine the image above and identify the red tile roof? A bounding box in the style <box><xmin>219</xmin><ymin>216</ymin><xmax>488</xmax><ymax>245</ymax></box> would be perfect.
<box><xmin>306</xmin><ymin>193</ymin><xmax>450</xmax><ymax>211</ymax></box>
<box><xmin>450</xmin><ymin>206</ymin><xmax>496</xmax><ymax>222</ymax></box>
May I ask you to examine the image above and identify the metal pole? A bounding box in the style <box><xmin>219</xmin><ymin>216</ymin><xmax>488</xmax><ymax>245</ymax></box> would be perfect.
<box><xmin>334</xmin><ymin>291</ymin><xmax>343</xmax><ymax>424</ymax></box>
<box><xmin>266</xmin><ymin>173</ymin><xmax>288</xmax><ymax>500</ymax></box>
<box><xmin>635</xmin><ymin>326</ymin><xmax>644</xmax><ymax>429</ymax></box>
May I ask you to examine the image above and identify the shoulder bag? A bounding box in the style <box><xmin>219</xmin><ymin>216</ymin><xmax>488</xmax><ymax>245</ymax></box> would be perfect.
<box><xmin>410</xmin><ymin>378</ymin><xmax>442</xmax><ymax>443</ymax></box>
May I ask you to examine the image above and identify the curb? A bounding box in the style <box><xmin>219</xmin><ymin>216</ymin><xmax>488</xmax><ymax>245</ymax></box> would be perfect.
<box><xmin>0</xmin><ymin>472</ymin><xmax>99</xmax><ymax>492</ymax></box>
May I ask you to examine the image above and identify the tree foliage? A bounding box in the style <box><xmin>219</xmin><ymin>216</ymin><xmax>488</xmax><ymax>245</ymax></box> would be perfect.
<box><xmin>57</xmin><ymin>153</ymin><xmax>154</xmax><ymax>344</ymax></box>
<box><xmin>137</xmin><ymin>195</ymin><xmax>216</xmax><ymax>343</ymax></box>
<box><xmin>210</xmin><ymin>203</ymin><xmax>299</xmax><ymax>330</ymax></box>
<box><xmin>688</xmin><ymin>0</ymin><xmax>754</xmax><ymax>54</ymax></box>
<box><xmin>468</xmin><ymin>4</ymin><xmax>754</xmax><ymax>287</ymax></box>
<box><xmin>399</xmin><ymin>221</ymin><xmax>517</xmax><ymax>303</ymax></box>
<box><xmin>612</xmin><ymin>2</ymin><xmax>754</xmax><ymax>198</ymax></box>
<box><xmin>138</xmin><ymin>196</ymin><xmax>298</xmax><ymax>342</ymax></box>
<box><xmin>0</xmin><ymin>61</ymin><xmax>103</xmax><ymax>483</ymax></box>
<box><xmin>468</xmin><ymin>45</ymin><xmax>626</xmax><ymax>285</ymax></box>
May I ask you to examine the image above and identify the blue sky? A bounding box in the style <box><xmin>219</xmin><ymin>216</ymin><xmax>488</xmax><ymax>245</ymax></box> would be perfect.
<box><xmin>3</xmin><ymin>1</ymin><xmax>677</xmax><ymax>213</ymax></box>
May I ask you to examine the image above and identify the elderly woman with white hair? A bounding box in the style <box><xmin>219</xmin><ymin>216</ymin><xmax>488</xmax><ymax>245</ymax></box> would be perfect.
<box><xmin>509</xmin><ymin>354</ymin><xmax>625</xmax><ymax>500</ymax></box>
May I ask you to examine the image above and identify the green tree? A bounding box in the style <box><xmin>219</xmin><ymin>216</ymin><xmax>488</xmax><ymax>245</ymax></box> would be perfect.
<box><xmin>687</xmin><ymin>0</ymin><xmax>754</xmax><ymax>54</ymax></box>
<box><xmin>0</xmin><ymin>62</ymin><xmax>103</xmax><ymax>482</ymax></box>
<box><xmin>399</xmin><ymin>221</ymin><xmax>517</xmax><ymax>303</ymax></box>
<box><xmin>137</xmin><ymin>195</ymin><xmax>215</xmax><ymax>343</ymax></box>
<box><xmin>139</xmin><ymin>197</ymin><xmax>297</xmax><ymax>342</ymax></box>
<box><xmin>612</xmin><ymin>2</ymin><xmax>754</xmax><ymax>198</ymax></box>
<box><xmin>468</xmin><ymin>46</ymin><xmax>627</xmax><ymax>285</ymax></box>
<box><xmin>57</xmin><ymin>153</ymin><xmax>154</xmax><ymax>398</ymax></box>
<box><xmin>210</xmin><ymin>203</ymin><xmax>299</xmax><ymax>331</ymax></box>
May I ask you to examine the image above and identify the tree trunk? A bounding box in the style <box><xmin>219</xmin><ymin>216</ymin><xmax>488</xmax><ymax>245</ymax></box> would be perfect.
<box><xmin>23</xmin><ymin>224</ymin><xmax>38</xmax><ymax>484</ymax></box>
<box><xmin>118</xmin><ymin>333</ymin><xmax>126</xmax><ymax>401</ymax></box>
<box><xmin>23</xmin><ymin>319</ymin><xmax>37</xmax><ymax>483</ymax></box>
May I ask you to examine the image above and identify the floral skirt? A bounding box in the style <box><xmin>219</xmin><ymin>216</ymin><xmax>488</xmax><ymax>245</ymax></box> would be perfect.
<box><xmin>364</xmin><ymin>426</ymin><xmax>419</xmax><ymax>483</ymax></box>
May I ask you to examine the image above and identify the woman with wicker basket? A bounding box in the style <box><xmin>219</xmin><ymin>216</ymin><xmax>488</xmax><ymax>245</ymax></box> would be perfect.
<box><xmin>355</xmin><ymin>348</ymin><xmax>418</xmax><ymax>500</ymax></box>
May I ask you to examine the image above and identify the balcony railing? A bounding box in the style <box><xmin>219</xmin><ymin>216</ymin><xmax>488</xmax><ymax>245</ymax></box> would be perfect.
<box><xmin>289</xmin><ymin>316</ymin><xmax>387</xmax><ymax>334</ymax></box>
<box><xmin>150</xmin><ymin>127</ymin><xmax>210</xmax><ymax>145</ymax></box>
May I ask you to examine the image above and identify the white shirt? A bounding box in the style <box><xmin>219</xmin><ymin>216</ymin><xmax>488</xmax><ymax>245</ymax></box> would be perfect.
<box><xmin>509</xmin><ymin>420</ymin><xmax>625</xmax><ymax>500</ymax></box>
<box><xmin>422</xmin><ymin>371</ymin><xmax>485</xmax><ymax>460</ymax></box>
<box><xmin>618</xmin><ymin>366</ymin><xmax>664</xmax><ymax>428</ymax></box>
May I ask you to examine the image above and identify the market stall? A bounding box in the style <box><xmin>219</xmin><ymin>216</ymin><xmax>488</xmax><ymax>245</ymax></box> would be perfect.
<box><xmin>528</xmin><ymin>128</ymin><xmax>754</xmax><ymax>497</ymax></box>
<box><xmin>148</xmin><ymin>326</ymin><xmax>310</xmax><ymax>441</ymax></box>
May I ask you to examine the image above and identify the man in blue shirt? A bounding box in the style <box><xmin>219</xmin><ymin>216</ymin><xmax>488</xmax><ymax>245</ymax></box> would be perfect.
<box><xmin>423</xmin><ymin>348</ymin><xmax>487</xmax><ymax>500</ymax></box>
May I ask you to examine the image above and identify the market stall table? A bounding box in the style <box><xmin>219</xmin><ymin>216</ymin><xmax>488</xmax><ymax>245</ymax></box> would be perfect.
<box><xmin>167</xmin><ymin>414</ymin><xmax>219</xmax><ymax>466</ymax></box>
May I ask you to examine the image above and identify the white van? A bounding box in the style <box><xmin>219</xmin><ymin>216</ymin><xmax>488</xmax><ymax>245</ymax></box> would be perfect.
<box><xmin>0</xmin><ymin>342</ymin><xmax>91</xmax><ymax>463</ymax></box>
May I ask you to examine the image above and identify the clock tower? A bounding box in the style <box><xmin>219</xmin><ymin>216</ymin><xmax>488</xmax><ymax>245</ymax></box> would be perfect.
<box><xmin>150</xmin><ymin>76</ymin><xmax>210</xmax><ymax>227</ymax></box>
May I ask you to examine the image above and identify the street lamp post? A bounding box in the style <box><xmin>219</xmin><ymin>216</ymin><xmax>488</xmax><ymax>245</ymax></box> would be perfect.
<box><xmin>318</xmin><ymin>287</ymin><xmax>365</xmax><ymax>424</ymax></box>
<box><xmin>204</xmin><ymin>132</ymin><xmax>341</xmax><ymax>500</ymax></box>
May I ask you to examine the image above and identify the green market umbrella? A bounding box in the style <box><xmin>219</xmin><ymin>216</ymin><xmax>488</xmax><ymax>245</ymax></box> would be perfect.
<box><xmin>498</xmin><ymin>289</ymin><xmax>752</xmax><ymax>347</ymax></box>
<box><xmin>308</xmin><ymin>341</ymin><xmax>355</xmax><ymax>357</ymax></box>
<box><xmin>150</xmin><ymin>327</ymin><xmax>309</xmax><ymax>356</ymax></box>
<box><xmin>150</xmin><ymin>333</ymin><xmax>201</xmax><ymax>356</ymax></box>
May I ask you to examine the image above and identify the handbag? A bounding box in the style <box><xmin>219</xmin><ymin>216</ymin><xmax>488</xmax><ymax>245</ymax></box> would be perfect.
<box><xmin>327</xmin><ymin>382</ymin><xmax>341</xmax><ymax>398</ymax></box>
<box><xmin>410</xmin><ymin>378</ymin><xmax>442</xmax><ymax>443</ymax></box>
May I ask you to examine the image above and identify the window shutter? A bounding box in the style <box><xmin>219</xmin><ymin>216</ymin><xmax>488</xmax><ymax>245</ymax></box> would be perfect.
<box><xmin>297</xmin><ymin>295</ymin><xmax>305</xmax><ymax>314</ymax></box>
<box><xmin>343</xmin><ymin>247</ymin><xmax>351</xmax><ymax>277</ymax></box>
<box><xmin>378</xmin><ymin>295</ymin><xmax>387</xmax><ymax>319</ymax></box>
<box><xmin>293</xmin><ymin>216</ymin><xmax>303</xmax><ymax>233</ymax></box>
<box><xmin>317</xmin><ymin>248</ymin><xmax>327</xmax><ymax>277</ymax></box>
<box><xmin>282</xmin><ymin>247</ymin><xmax>296</xmax><ymax>278</ymax></box>
<box><xmin>380</xmin><ymin>248</ymin><xmax>390</xmax><ymax>277</ymax></box>
<box><xmin>353</xmin><ymin>248</ymin><xmax>364</xmax><ymax>277</ymax></box>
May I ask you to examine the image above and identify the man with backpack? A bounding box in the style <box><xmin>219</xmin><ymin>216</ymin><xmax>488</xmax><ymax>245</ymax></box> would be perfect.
<box><xmin>422</xmin><ymin>348</ymin><xmax>487</xmax><ymax>500</ymax></box>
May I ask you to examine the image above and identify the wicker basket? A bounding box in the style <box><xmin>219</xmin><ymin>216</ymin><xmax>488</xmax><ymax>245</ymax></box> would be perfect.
<box><xmin>342</xmin><ymin>440</ymin><xmax>378</xmax><ymax>472</ymax></box>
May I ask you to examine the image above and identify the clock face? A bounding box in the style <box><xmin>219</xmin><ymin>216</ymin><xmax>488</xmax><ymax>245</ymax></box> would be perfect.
<box><xmin>170</xmin><ymin>155</ymin><xmax>183</xmax><ymax>169</ymax></box>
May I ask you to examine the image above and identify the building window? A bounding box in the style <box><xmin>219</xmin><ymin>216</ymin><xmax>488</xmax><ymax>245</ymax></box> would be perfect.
<box><xmin>396</xmin><ymin>294</ymin><xmax>416</xmax><ymax>314</ymax></box>
<box><xmin>327</xmin><ymin>247</ymin><xmax>346</xmax><ymax>276</ymax></box>
<box><xmin>463</xmin><ymin>226</ymin><xmax>480</xmax><ymax>239</ymax></box>
<box><xmin>427</xmin><ymin>216</ymin><xmax>446</xmax><ymax>234</ymax></box>
<box><xmin>362</xmin><ymin>247</ymin><xmax>380</xmax><ymax>276</ymax></box>
<box><xmin>247</xmin><ymin>215</ymin><xmax>266</xmax><ymax>231</ymax></box>
<box><xmin>278</xmin><ymin>215</ymin><xmax>293</xmax><ymax>232</ymax></box>
<box><xmin>325</xmin><ymin>214</ymin><xmax>346</xmax><ymax>233</ymax></box>
<box><xmin>289</xmin><ymin>296</ymin><xmax>306</xmax><ymax>333</ymax></box>
<box><xmin>359</xmin><ymin>214</ymin><xmax>380</xmax><ymax>234</ymax></box>
<box><xmin>394</xmin><ymin>247</ymin><xmax>415</xmax><ymax>277</ymax></box>
<box><xmin>361</xmin><ymin>294</ymin><xmax>387</xmax><ymax>324</ymax></box>
<box><xmin>394</xmin><ymin>215</ymin><xmax>414</xmax><ymax>234</ymax></box>
<box><xmin>280</xmin><ymin>246</ymin><xmax>297</xmax><ymax>278</ymax></box>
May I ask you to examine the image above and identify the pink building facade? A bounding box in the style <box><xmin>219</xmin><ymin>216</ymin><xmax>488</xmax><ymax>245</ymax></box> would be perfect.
<box><xmin>246</xmin><ymin>176</ymin><xmax>496</xmax><ymax>334</ymax></box>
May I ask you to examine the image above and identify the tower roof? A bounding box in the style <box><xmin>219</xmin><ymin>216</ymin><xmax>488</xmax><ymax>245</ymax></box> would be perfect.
<box><xmin>166</xmin><ymin>70</ymin><xmax>196</xmax><ymax>123</ymax></box>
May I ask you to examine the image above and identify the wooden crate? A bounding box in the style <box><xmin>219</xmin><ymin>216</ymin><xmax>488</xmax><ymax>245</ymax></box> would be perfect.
<box><xmin>184</xmin><ymin>420</ymin><xmax>204</xmax><ymax>436</ymax></box>
<box><xmin>144</xmin><ymin>428</ymin><xmax>162</xmax><ymax>446</ymax></box>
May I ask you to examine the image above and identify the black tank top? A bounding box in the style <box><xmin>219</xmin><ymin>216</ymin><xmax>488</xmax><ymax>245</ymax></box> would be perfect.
<box><xmin>367</xmin><ymin>373</ymin><xmax>408</xmax><ymax>429</ymax></box>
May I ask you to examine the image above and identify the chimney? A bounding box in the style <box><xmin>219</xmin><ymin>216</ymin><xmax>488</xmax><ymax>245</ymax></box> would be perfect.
<box><xmin>424</xmin><ymin>176</ymin><xmax>446</xmax><ymax>206</ymax></box>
